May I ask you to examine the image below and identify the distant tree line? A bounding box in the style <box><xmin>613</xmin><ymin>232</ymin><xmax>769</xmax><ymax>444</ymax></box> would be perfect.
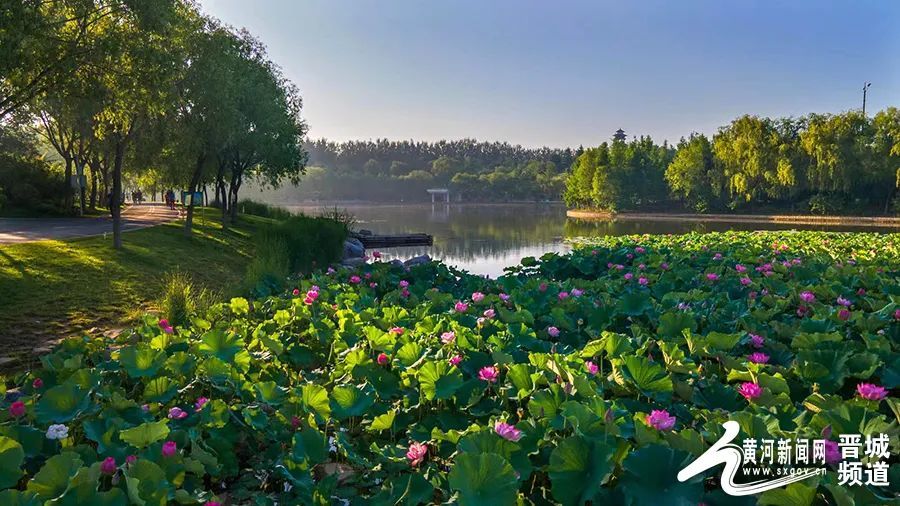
<box><xmin>566</xmin><ymin>109</ymin><xmax>900</xmax><ymax>215</ymax></box>
<box><xmin>298</xmin><ymin>139</ymin><xmax>578</xmax><ymax>201</ymax></box>
<box><xmin>0</xmin><ymin>0</ymin><xmax>307</xmax><ymax>246</ymax></box>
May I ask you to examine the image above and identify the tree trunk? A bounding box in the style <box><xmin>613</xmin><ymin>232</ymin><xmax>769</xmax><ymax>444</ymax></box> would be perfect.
<box><xmin>228</xmin><ymin>173</ymin><xmax>242</xmax><ymax>224</ymax></box>
<box><xmin>111</xmin><ymin>139</ymin><xmax>125</xmax><ymax>249</ymax></box>
<box><xmin>184</xmin><ymin>154</ymin><xmax>206</xmax><ymax>237</ymax></box>
<box><xmin>63</xmin><ymin>157</ymin><xmax>73</xmax><ymax>213</ymax></box>
<box><xmin>89</xmin><ymin>160</ymin><xmax>98</xmax><ymax>210</ymax></box>
<box><xmin>885</xmin><ymin>185</ymin><xmax>897</xmax><ymax>215</ymax></box>
<box><xmin>76</xmin><ymin>159</ymin><xmax>87</xmax><ymax>215</ymax></box>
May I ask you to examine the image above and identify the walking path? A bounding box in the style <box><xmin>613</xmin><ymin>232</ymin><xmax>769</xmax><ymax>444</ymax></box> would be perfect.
<box><xmin>0</xmin><ymin>204</ymin><xmax>180</xmax><ymax>244</ymax></box>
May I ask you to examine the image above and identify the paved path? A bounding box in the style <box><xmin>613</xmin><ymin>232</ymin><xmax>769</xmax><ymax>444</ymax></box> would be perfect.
<box><xmin>0</xmin><ymin>204</ymin><xmax>180</xmax><ymax>244</ymax></box>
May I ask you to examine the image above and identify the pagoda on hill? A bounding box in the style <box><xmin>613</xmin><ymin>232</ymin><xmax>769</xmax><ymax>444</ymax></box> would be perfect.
<box><xmin>613</xmin><ymin>128</ymin><xmax>626</xmax><ymax>142</ymax></box>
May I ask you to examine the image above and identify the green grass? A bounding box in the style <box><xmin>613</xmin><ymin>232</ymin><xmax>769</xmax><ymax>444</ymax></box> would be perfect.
<box><xmin>0</xmin><ymin>208</ymin><xmax>274</xmax><ymax>359</ymax></box>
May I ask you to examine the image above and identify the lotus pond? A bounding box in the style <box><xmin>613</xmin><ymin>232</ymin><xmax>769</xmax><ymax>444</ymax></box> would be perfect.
<box><xmin>1</xmin><ymin>231</ymin><xmax>898</xmax><ymax>505</ymax></box>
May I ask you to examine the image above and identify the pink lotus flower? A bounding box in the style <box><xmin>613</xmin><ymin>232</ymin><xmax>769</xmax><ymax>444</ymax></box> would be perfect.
<box><xmin>377</xmin><ymin>352</ymin><xmax>389</xmax><ymax>365</ymax></box>
<box><xmin>624</xmin><ymin>272</ymin><xmax>633</xmax><ymax>280</ymax></box>
<box><xmin>327</xmin><ymin>267</ymin><xmax>336</xmax><ymax>275</ymax></box>
<box><xmin>304</xmin><ymin>289</ymin><xmax>319</xmax><ymax>305</ymax></box>
<box><xmin>100</xmin><ymin>457</ymin><xmax>117</xmax><ymax>475</ymax></box>
<box><xmin>638</xmin><ymin>276</ymin><xmax>648</xmax><ymax>286</ymax></box>
<box><xmin>584</xmin><ymin>361</ymin><xmax>599</xmax><ymax>375</ymax></box>
<box><xmin>713</xmin><ymin>253</ymin><xmax>723</xmax><ymax>260</ymax></box>
<box><xmin>571</xmin><ymin>288</ymin><xmax>584</xmax><ymax>297</ymax></box>
<box><xmin>547</xmin><ymin>326</ymin><xmax>560</xmax><ymax>338</ymax></box>
<box><xmin>660</xmin><ymin>262</ymin><xmax>669</xmax><ymax>270</ymax></box>
<box><xmin>441</xmin><ymin>331</ymin><xmax>455</xmax><ymax>344</ymax></box>
<box><xmin>161</xmin><ymin>441</ymin><xmax>177</xmax><ymax>457</ymax></box>
<box><xmin>824</xmin><ymin>440</ymin><xmax>841</xmax><ymax>464</ymax></box>
<box><xmin>735</xmin><ymin>264</ymin><xmax>747</xmax><ymax>273</ymax></box>
<box><xmin>483</xmin><ymin>309</ymin><xmax>495</xmax><ymax>319</ymax></box>
<box><xmin>399</xmin><ymin>280</ymin><xmax>409</xmax><ymax>288</ymax></box>
<box><xmin>401</xmin><ymin>288</ymin><xmax>410</xmax><ymax>297</ymax></box>
<box><xmin>499</xmin><ymin>293</ymin><xmax>510</xmax><ymax>302</ymax></box>
<box><xmin>32</xmin><ymin>378</ymin><xmax>43</xmax><ymax>389</ymax></box>
<box><xmin>748</xmin><ymin>291</ymin><xmax>758</xmax><ymax>300</ymax></box>
<box><xmin>558</xmin><ymin>291</ymin><xmax>569</xmax><ymax>301</ymax></box>
<box><xmin>747</xmin><ymin>352</ymin><xmax>769</xmax><ymax>364</ymax></box>
<box><xmin>799</xmin><ymin>291</ymin><xmax>816</xmax><ymax>303</ymax></box>
<box><xmin>494</xmin><ymin>421</ymin><xmax>523</xmax><ymax>441</ymax></box>
<box><xmin>635</xmin><ymin>246</ymin><xmax>645</xmax><ymax>254</ymax></box>
<box><xmin>836</xmin><ymin>296</ymin><xmax>851</xmax><ymax>307</ymax></box>
<box><xmin>194</xmin><ymin>397</ymin><xmax>209</xmax><ymax>412</ymax></box>
<box><xmin>705</xmin><ymin>273</ymin><xmax>719</xmax><ymax>282</ymax></box>
<box><xmin>372</xmin><ymin>250</ymin><xmax>382</xmax><ymax>259</ymax></box>
<box><xmin>406</xmin><ymin>442</ymin><xmax>427</xmax><ymax>467</ymax></box>
<box><xmin>168</xmin><ymin>407</ymin><xmax>188</xmax><ymax>420</ymax></box>
<box><xmin>857</xmin><ymin>288</ymin><xmax>866</xmax><ymax>296</ymax></box>
<box><xmin>205</xmin><ymin>502</ymin><xmax>222</xmax><ymax>506</ymax></box>
<box><xmin>292</xmin><ymin>288</ymin><xmax>300</xmax><ymax>296</ymax></box>
<box><xmin>797</xmin><ymin>305</ymin><xmax>810</xmax><ymax>317</ymax></box>
<box><xmin>349</xmin><ymin>275</ymin><xmax>361</xmax><ymax>284</ymax></box>
<box><xmin>539</xmin><ymin>282</ymin><xmax>548</xmax><ymax>292</ymax></box>
<box><xmin>449</xmin><ymin>354</ymin><xmax>463</xmax><ymax>367</ymax></box>
<box><xmin>163</xmin><ymin>325</ymin><xmax>174</xmax><ymax>334</ymax></box>
<box><xmin>8</xmin><ymin>400</ymin><xmax>25</xmax><ymax>418</ymax></box>
<box><xmin>478</xmin><ymin>366</ymin><xmax>499</xmax><ymax>383</ymax></box>
<box><xmin>638</xmin><ymin>263</ymin><xmax>646</xmax><ymax>270</ymax></box>
<box><xmin>740</xmin><ymin>277</ymin><xmax>752</xmax><ymax>286</ymax></box>
<box><xmin>390</xmin><ymin>327</ymin><xmax>404</xmax><ymax>335</ymax></box>
<box><xmin>472</xmin><ymin>292</ymin><xmax>485</xmax><ymax>303</ymax></box>
<box><xmin>364</xmin><ymin>273</ymin><xmax>372</xmax><ymax>279</ymax></box>
<box><xmin>749</xmin><ymin>334</ymin><xmax>765</xmax><ymax>348</ymax></box>
<box><xmin>158</xmin><ymin>319</ymin><xmax>169</xmax><ymax>329</ymax></box>
<box><xmin>856</xmin><ymin>383</ymin><xmax>887</xmax><ymax>401</ymax></box>
<box><xmin>370</xmin><ymin>282</ymin><xmax>378</xmax><ymax>289</ymax></box>
<box><xmin>894</xmin><ymin>308</ymin><xmax>900</xmax><ymax>320</ymax></box>
<box><xmin>626</xmin><ymin>253</ymin><xmax>634</xmax><ymax>260</ymax></box>
<box><xmin>454</xmin><ymin>301</ymin><xmax>468</xmax><ymax>313</ymax></box>
<box><xmin>646</xmin><ymin>409</ymin><xmax>676</xmax><ymax>431</ymax></box>
<box><xmin>125</xmin><ymin>455</ymin><xmax>137</xmax><ymax>465</ymax></box>
<box><xmin>838</xmin><ymin>309</ymin><xmax>850</xmax><ymax>321</ymax></box>
<box><xmin>737</xmin><ymin>382</ymin><xmax>762</xmax><ymax>400</ymax></box>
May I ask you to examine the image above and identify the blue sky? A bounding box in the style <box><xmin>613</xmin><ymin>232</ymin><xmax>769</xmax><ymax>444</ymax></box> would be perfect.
<box><xmin>201</xmin><ymin>0</ymin><xmax>899</xmax><ymax>147</ymax></box>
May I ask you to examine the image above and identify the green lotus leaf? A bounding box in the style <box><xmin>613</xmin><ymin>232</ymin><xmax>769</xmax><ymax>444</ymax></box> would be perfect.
<box><xmin>417</xmin><ymin>360</ymin><xmax>464</xmax><ymax>401</ymax></box>
<box><xmin>26</xmin><ymin>452</ymin><xmax>83</xmax><ymax>500</ymax></box>
<box><xmin>448</xmin><ymin>452</ymin><xmax>519</xmax><ymax>506</ymax></box>
<box><xmin>119</xmin><ymin>420</ymin><xmax>170</xmax><ymax>449</ymax></box>
<box><xmin>549</xmin><ymin>435</ymin><xmax>616</xmax><ymax>506</ymax></box>
<box><xmin>0</xmin><ymin>436</ymin><xmax>24</xmax><ymax>490</ymax></box>
<box><xmin>118</xmin><ymin>345</ymin><xmax>166</xmax><ymax>378</ymax></box>
<box><xmin>34</xmin><ymin>383</ymin><xmax>91</xmax><ymax>424</ymax></box>
<box><xmin>330</xmin><ymin>385</ymin><xmax>375</xmax><ymax>419</ymax></box>
<box><xmin>619</xmin><ymin>445</ymin><xmax>703</xmax><ymax>506</ymax></box>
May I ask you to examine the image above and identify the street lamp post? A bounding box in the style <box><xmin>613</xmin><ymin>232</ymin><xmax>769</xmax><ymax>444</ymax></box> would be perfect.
<box><xmin>862</xmin><ymin>82</ymin><xmax>871</xmax><ymax>116</ymax></box>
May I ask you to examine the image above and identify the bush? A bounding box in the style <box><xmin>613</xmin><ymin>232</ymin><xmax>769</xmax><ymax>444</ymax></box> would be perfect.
<box><xmin>242</xmin><ymin>231</ymin><xmax>291</xmax><ymax>297</ymax></box>
<box><xmin>243</xmin><ymin>215</ymin><xmax>347</xmax><ymax>297</ymax></box>
<box><xmin>236</xmin><ymin>199</ymin><xmax>295</xmax><ymax>220</ymax></box>
<box><xmin>808</xmin><ymin>193</ymin><xmax>845</xmax><ymax>215</ymax></box>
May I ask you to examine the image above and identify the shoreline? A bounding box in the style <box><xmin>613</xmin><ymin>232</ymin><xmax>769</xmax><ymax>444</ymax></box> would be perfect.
<box><xmin>566</xmin><ymin>209</ymin><xmax>900</xmax><ymax>228</ymax></box>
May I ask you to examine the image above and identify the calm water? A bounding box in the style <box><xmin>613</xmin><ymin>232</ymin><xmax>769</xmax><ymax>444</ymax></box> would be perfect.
<box><xmin>286</xmin><ymin>203</ymin><xmax>893</xmax><ymax>277</ymax></box>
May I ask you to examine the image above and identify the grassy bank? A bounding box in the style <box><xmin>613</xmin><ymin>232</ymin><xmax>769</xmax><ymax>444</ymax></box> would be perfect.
<box><xmin>0</xmin><ymin>207</ymin><xmax>345</xmax><ymax>362</ymax></box>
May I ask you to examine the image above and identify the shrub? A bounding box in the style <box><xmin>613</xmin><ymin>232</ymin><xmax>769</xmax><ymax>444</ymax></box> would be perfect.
<box><xmin>237</xmin><ymin>199</ymin><xmax>295</xmax><ymax>220</ymax></box>
<box><xmin>242</xmin><ymin>231</ymin><xmax>291</xmax><ymax>297</ymax></box>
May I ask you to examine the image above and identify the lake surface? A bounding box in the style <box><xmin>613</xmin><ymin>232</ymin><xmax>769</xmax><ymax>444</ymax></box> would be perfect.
<box><xmin>286</xmin><ymin>203</ymin><xmax>893</xmax><ymax>277</ymax></box>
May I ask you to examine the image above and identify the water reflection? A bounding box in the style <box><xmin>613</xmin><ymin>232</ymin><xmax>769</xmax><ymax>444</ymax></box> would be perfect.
<box><xmin>285</xmin><ymin>203</ymin><xmax>893</xmax><ymax>277</ymax></box>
